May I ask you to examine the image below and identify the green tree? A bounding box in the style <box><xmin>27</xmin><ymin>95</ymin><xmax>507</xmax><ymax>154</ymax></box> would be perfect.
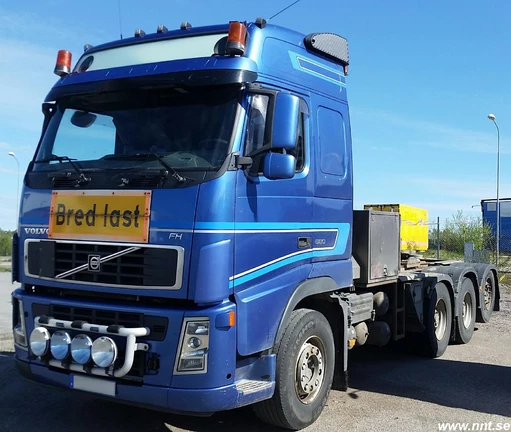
<box><xmin>429</xmin><ymin>211</ymin><xmax>493</xmax><ymax>256</ymax></box>
<box><xmin>0</xmin><ymin>230</ymin><xmax>13</xmax><ymax>256</ymax></box>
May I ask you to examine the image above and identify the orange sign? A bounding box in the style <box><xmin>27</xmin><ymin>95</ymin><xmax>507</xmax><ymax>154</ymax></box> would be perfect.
<box><xmin>49</xmin><ymin>190</ymin><xmax>151</xmax><ymax>243</ymax></box>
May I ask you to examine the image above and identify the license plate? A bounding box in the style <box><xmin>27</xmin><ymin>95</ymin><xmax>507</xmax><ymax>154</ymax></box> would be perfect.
<box><xmin>49</xmin><ymin>190</ymin><xmax>151</xmax><ymax>243</ymax></box>
<box><xmin>70</xmin><ymin>374</ymin><xmax>116</xmax><ymax>397</ymax></box>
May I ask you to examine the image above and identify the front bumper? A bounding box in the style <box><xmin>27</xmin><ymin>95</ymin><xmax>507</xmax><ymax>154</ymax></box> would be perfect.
<box><xmin>12</xmin><ymin>287</ymin><xmax>276</xmax><ymax>414</ymax></box>
<box><xmin>15</xmin><ymin>356</ymin><xmax>275</xmax><ymax>414</ymax></box>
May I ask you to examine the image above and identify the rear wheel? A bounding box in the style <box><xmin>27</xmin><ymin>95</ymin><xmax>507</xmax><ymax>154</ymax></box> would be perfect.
<box><xmin>415</xmin><ymin>282</ymin><xmax>452</xmax><ymax>358</ymax></box>
<box><xmin>254</xmin><ymin>308</ymin><xmax>335</xmax><ymax>430</ymax></box>
<box><xmin>476</xmin><ymin>271</ymin><xmax>496</xmax><ymax>323</ymax></box>
<box><xmin>454</xmin><ymin>278</ymin><xmax>476</xmax><ymax>344</ymax></box>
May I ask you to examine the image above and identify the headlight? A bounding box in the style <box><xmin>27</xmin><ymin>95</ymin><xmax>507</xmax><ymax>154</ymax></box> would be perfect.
<box><xmin>50</xmin><ymin>331</ymin><xmax>71</xmax><ymax>360</ymax></box>
<box><xmin>91</xmin><ymin>336</ymin><xmax>118</xmax><ymax>368</ymax></box>
<box><xmin>71</xmin><ymin>334</ymin><xmax>93</xmax><ymax>364</ymax></box>
<box><xmin>13</xmin><ymin>298</ymin><xmax>27</xmax><ymax>348</ymax></box>
<box><xmin>29</xmin><ymin>327</ymin><xmax>50</xmax><ymax>356</ymax></box>
<box><xmin>176</xmin><ymin>318</ymin><xmax>210</xmax><ymax>373</ymax></box>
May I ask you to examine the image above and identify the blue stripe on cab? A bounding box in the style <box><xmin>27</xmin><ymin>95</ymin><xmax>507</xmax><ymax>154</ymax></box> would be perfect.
<box><xmin>196</xmin><ymin>222</ymin><xmax>347</xmax><ymax>230</ymax></box>
<box><xmin>232</xmin><ymin>223</ymin><xmax>350</xmax><ymax>286</ymax></box>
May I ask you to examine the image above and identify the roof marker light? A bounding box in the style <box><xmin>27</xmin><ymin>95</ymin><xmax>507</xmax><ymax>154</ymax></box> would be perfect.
<box><xmin>134</xmin><ymin>29</ymin><xmax>146</xmax><ymax>37</ymax></box>
<box><xmin>157</xmin><ymin>24</ymin><xmax>168</xmax><ymax>33</ymax></box>
<box><xmin>83</xmin><ymin>44</ymin><xmax>93</xmax><ymax>52</ymax></box>
<box><xmin>180</xmin><ymin>21</ymin><xmax>192</xmax><ymax>30</ymax></box>
<box><xmin>226</xmin><ymin>21</ymin><xmax>247</xmax><ymax>56</ymax></box>
<box><xmin>255</xmin><ymin>17</ymin><xmax>267</xmax><ymax>28</ymax></box>
<box><xmin>54</xmin><ymin>50</ymin><xmax>72</xmax><ymax>77</ymax></box>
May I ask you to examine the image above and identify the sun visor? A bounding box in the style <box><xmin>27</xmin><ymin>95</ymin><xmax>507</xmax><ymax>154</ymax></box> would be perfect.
<box><xmin>45</xmin><ymin>56</ymin><xmax>258</xmax><ymax>102</ymax></box>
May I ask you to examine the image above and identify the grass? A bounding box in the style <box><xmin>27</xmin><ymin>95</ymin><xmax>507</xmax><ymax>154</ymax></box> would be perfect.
<box><xmin>423</xmin><ymin>249</ymin><xmax>464</xmax><ymax>260</ymax></box>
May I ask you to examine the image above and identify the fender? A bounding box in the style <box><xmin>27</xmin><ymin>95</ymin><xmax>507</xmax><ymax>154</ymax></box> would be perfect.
<box><xmin>402</xmin><ymin>271</ymin><xmax>455</xmax><ymax>298</ymax></box>
<box><xmin>425</xmin><ymin>262</ymin><xmax>497</xmax><ymax>314</ymax></box>
<box><xmin>470</xmin><ymin>263</ymin><xmax>500</xmax><ymax>312</ymax></box>
<box><xmin>407</xmin><ymin>271</ymin><xmax>455</xmax><ymax>321</ymax></box>
<box><xmin>273</xmin><ymin>276</ymin><xmax>350</xmax><ymax>389</ymax></box>
<box><xmin>274</xmin><ymin>276</ymin><xmax>339</xmax><ymax>344</ymax></box>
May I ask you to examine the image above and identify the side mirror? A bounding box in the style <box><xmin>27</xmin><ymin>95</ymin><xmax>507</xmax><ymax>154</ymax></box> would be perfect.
<box><xmin>71</xmin><ymin>110</ymin><xmax>97</xmax><ymax>128</ymax></box>
<box><xmin>272</xmin><ymin>93</ymin><xmax>300</xmax><ymax>151</ymax></box>
<box><xmin>263</xmin><ymin>153</ymin><xmax>296</xmax><ymax>180</ymax></box>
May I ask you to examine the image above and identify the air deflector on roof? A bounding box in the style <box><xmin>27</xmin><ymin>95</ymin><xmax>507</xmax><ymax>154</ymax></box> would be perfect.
<box><xmin>304</xmin><ymin>33</ymin><xmax>349</xmax><ymax>74</ymax></box>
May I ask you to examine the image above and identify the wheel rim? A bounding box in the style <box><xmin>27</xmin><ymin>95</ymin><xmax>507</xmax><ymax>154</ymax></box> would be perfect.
<box><xmin>462</xmin><ymin>291</ymin><xmax>473</xmax><ymax>329</ymax></box>
<box><xmin>434</xmin><ymin>299</ymin><xmax>447</xmax><ymax>340</ymax></box>
<box><xmin>484</xmin><ymin>277</ymin><xmax>493</xmax><ymax>311</ymax></box>
<box><xmin>295</xmin><ymin>336</ymin><xmax>326</xmax><ymax>405</ymax></box>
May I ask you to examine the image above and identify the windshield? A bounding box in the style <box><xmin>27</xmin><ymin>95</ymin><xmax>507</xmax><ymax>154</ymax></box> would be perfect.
<box><xmin>30</xmin><ymin>86</ymin><xmax>240</xmax><ymax>188</ymax></box>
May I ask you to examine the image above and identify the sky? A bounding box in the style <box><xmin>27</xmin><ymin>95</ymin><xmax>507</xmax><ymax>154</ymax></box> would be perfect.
<box><xmin>0</xmin><ymin>0</ymin><xmax>510</xmax><ymax>230</ymax></box>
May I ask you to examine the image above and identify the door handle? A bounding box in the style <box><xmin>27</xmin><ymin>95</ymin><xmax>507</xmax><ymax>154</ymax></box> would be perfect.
<box><xmin>298</xmin><ymin>237</ymin><xmax>312</xmax><ymax>249</ymax></box>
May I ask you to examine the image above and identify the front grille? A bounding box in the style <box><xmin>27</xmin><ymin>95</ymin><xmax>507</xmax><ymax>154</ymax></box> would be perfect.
<box><xmin>51</xmin><ymin>177</ymin><xmax>82</xmax><ymax>188</ymax></box>
<box><xmin>44</xmin><ymin>304</ymin><xmax>168</xmax><ymax>341</ymax></box>
<box><xmin>27</xmin><ymin>240</ymin><xmax>181</xmax><ymax>288</ymax></box>
<box><xmin>123</xmin><ymin>176</ymin><xmax>165</xmax><ymax>188</ymax></box>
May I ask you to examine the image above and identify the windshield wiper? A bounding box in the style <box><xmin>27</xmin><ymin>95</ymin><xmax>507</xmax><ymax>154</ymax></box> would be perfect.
<box><xmin>34</xmin><ymin>155</ymin><xmax>91</xmax><ymax>185</ymax></box>
<box><xmin>102</xmin><ymin>153</ymin><xmax>189</xmax><ymax>183</ymax></box>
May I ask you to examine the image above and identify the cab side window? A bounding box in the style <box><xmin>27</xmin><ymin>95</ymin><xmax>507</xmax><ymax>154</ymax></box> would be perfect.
<box><xmin>293</xmin><ymin>112</ymin><xmax>306</xmax><ymax>172</ymax></box>
<box><xmin>244</xmin><ymin>93</ymin><xmax>307</xmax><ymax>175</ymax></box>
<box><xmin>244</xmin><ymin>94</ymin><xmax>270</xmax><ymax>172</ymax></box>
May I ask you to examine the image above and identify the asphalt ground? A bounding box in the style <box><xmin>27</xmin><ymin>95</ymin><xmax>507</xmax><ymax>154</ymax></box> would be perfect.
<box><xmin>0</xmin><ymin>273</ymin><xmax>510</xmax><ymax>432</ymax></box>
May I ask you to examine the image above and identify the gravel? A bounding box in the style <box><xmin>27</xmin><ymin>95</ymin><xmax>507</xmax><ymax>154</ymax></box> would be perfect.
<box><xmin>1</xmin><ymin>274</ymin><xmax>510</xmax><ymax>432</ymax></box>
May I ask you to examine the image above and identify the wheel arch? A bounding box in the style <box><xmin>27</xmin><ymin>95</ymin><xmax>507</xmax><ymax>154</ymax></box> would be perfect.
<box><xmin>423</xmin><ymin>264</ymin><xmax>479</xmax><ymax>317</ymax></box>
<box><xmin>419</xmin><ymin>272</ymin><xmax>456</xmax><ymax>333</ymax></box>
<box><xmin>470</xmin><ymin>263</ymin><xmax>501</xmax><ymax>313</ymax></box>
<box><xmin>274</xmin><ymin>277</ymin><xmax>339</xmax><ymax>344</ymax></box>
<box><xmin>273</xmin><ymin>277</ymin><xmax>349</xmax><ymax>388</ymax></box>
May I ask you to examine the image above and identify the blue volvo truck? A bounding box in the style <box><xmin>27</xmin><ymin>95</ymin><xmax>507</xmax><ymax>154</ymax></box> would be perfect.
<box><xmin>11</xmin><ymin>18</ymin><xmax>500</xmax><ymax>430</ymax></box>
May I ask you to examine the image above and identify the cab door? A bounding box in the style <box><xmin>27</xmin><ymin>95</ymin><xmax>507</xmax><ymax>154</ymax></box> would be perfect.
<box><xmin>233</xmin><ymin>89</ymin><xmax>314</xmax><ymax>355</ymax></box>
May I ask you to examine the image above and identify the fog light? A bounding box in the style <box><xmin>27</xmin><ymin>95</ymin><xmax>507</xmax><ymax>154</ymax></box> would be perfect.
<box><xmin>188</xmin><ymin>337</ymin><xmax>202</xmax><ymax>349</ymax></box>
<box><xmin>71</xmin><ymin>334</ymin><xmax>93</xmax><ymax>364</ymax></box>
<box><xmin>50</xmin><ymin>331</ymin><xmax>71</xmax><ymax>360</ymax></box>
<box><xmin>29</xmin><ymin>327</ymin><xmax>50</xmax><ymax>357</ymax></box>
<box><xmin>91</xmin><ymin>337</ymin><xmax>118</xmax><ymax>368</ymax></box>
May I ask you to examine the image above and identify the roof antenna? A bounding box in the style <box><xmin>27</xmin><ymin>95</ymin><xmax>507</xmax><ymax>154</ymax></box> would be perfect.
<box><xmin>118</xmin><ymin>0</ymin><xmax>124</xmax><ymax>39</ymax></box>
<box><xmin>269</xmin><ymin>0</ymin><xmax>302</xmax><ymax>21</ymax></box>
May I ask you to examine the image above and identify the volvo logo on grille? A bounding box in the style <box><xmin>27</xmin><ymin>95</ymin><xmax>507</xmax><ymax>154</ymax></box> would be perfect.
<box><xmin>88</xmin><ymin>255</ymin><xmax>101</xmax><ymax>272</ymax></box>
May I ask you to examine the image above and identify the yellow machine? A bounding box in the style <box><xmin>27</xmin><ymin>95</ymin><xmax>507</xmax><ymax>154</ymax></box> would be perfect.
<box><xmin>363</xmin><ymin>204</ymin><xmax>429</xmax><ymax>252</ymax></box>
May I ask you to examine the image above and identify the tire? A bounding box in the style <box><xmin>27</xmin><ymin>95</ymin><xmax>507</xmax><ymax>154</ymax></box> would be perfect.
<box><xmin>476</xmin><ymin>271</ymin><xmax>496</xmax><ymax>323</ymax></box>
<box><xmin>454</xmin><ymin>278</ymin><xmax>476</xmax><ymax>344</ymax></box>
<box><xmin>415</xmin><ymin>282</ymin><xmax>452</xmax><ymax>358</ymax></box>
<box><xmin>253</xmin><ymin>308</ymin><xmax>335</xmax><ymax>430</ymax></box>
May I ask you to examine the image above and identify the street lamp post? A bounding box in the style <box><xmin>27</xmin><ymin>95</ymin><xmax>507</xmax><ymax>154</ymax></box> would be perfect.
<box><xmin>8</xmin><ymin>151</ymin><xmax>20</xmax><ymax>228</ymax></box>
<box><xmin>487</xmin><ymin>114</ymin><xmax>500</xmax><ymax>267</ymax></box>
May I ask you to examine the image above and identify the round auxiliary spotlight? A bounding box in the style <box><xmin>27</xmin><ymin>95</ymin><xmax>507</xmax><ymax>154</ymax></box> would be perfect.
<box><xmin>91</xmin><ymin>337</ymin><xmax>118</xmax><ymax>368</ymax></box>
<box><xmin>29</xmin><ymin>327</ymin><xmax>50</xmax><ymax>357</ymax></box>
<box><xmin>50</xmin><ymin>331</ymin><xmax>71</xmax><ymax>360</ymax></box>
<box><xmin>71</xmin><ymin>334</ymin><xmax>93</xmax><ymax>364</ymax></box>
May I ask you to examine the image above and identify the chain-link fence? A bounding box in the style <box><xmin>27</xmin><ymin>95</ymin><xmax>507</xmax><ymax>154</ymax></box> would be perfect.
<box><xmin>425</xmin><ymin>213</ymin><xmax>511</xmax><ymax>274</ymax></box>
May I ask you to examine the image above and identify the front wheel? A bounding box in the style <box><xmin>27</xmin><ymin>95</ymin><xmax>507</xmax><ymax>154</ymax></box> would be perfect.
<box><xmin>254</xmin><ymin>308</ymin><xmax>335</xmax><ymax>430</ymax></box>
